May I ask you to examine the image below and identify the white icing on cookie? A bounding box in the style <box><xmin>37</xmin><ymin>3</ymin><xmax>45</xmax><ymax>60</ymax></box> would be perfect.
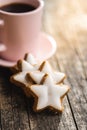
<box><xmin>13</xmin><ymin>71</ymin><xmax>29</xmax><ymax>86</ymax></box>
<box><xmin>30</xmin><ymin>75</ymin><xmax>70</xmax><ymax>111</ymax></box>
<box><xmin>21</xmin><ymin>60</ymin><xmax>35</xmax><ymax>71</ymax></box>
<box><xmin>40</xmin><ymin>61</ymin><xmax>66</xmax><ymax>83</ymax></box>
<box><xmin>27</xmin><ymin>71</ymin><xmax>45</xmax><ymax>84</ymax></box>
<box><xmin>25</xmin><ymin>53</ymin><xmax>37</xmax><ymax>65</ymax></box>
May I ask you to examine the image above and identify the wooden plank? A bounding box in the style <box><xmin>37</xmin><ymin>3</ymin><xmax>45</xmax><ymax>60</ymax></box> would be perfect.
<box><xmin>0</xmin><ymin>68</ymin><xmax>13</xmax><ymax>130</ymax></box>
<box><xmin>0</xmin><ymin>67</ymin><xmax>31</xmax><ymax>130</ymax></box>
<box><xmin>72</xmin><ymin>35</ymin><xmax>87</xmax><ymax>78</ymax></box>
<box><xmin>55</xmin><ymin>43</ymin><xmax>87</xmax><ymax>130</ymax></box>
<box><xmin>11</xmin><ymin>84</ymin><xmax>30</xmax><ymax>130</ymax></box>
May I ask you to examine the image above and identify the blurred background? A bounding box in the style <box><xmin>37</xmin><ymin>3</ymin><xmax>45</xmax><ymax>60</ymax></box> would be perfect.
<box><xmin>43</xmin><ymin>0</ymin><xmax>87</xmax><ymax>47</ymax></box>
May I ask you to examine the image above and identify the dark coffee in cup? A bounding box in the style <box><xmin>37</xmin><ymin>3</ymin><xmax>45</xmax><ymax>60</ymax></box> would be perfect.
<box><xmin>0</xmin><ymin>3</ymin><xmax>36</xmax><ymax>13</ymax></box>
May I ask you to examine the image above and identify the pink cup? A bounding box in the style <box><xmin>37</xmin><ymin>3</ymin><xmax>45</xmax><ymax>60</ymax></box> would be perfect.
<box><xmin>0</xmin><ymin>0</ymin><xmax>44</xmax><ymax>61</ymax></box>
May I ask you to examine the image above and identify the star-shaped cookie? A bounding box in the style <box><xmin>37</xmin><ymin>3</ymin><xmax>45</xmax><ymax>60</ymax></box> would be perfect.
<box><xmin>11</xmin><ymin>60</ymin><xmax>36</xmax><ymax>86</ymax></box>
<box><xmin>29</xmin><ymin>74</ymin><xmax>70</xmax><ymax>112</ymax></box>
<box><xmin>11</xmin><ymin>53</ymin><xmax>40</xmax><ymax>85</ymax></box>
<box><xmin>11</xmin><ymin>53</ymin><xmax>39</xmax><ymax>73</ymax></box>
<box><xmin>10</xmin><ymin>54</ymin><xmax>41</xmax><ymax>97</ymax></box>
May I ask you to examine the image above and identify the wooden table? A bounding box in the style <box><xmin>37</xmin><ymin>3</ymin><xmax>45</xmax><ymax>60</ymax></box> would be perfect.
<box><xmin>0</xmin><ymin>0</ymin><xmax>87</xmax><ymax>130</ymax></box>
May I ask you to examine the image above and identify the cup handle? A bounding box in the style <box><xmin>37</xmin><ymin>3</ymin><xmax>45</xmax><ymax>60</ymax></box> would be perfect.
<box><xmin>0</xmin><ymin>20</ymin><xmax>6</xmax><ymax>52</ymax></box>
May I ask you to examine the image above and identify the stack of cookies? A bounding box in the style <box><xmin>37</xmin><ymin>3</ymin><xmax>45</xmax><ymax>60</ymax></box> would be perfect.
<box><xmin>10</xmin><ymin>53</ymin><xmax>70</xmax><ymax>112</ymax></box>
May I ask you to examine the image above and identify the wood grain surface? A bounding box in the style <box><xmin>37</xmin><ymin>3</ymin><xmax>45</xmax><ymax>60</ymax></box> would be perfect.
<box><xmin>0</xmin><ymin>0</ymin><xmax>87</xmax><ymax>130</ymax></box>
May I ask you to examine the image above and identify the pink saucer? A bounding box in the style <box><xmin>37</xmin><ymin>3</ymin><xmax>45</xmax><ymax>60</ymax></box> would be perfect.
<box><xmin>0</xmin><ymin>33</ymin><xmax>56</xmax><ymax>67</ymax></box>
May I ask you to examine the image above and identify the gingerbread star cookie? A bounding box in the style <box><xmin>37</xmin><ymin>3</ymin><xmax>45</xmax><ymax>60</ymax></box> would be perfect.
<box><xmin>39</xmin><ymin>61</ymin><xmax>66</xmax><ymax>84</ymax></box>
<box><xmin>29</xmin><ymin>74</ymin><xmax>70</xmax><ymax>112</ymax></box>
<box><xmin>10</xmin><ymin>54</ymin><xmax>41</xmax><ymax>96</ymax></box>
<box><xmin>11</xmin><ymin>53</ymin><xmax>40</xmax><ymax>85</ymax></box>
<box><xmin>11</xmin><ymin>53</ymin><xmax>39</xmax><ymax>73</ymax></box>
<box><xmin>11</xmin><ymin>61</ymin><xmax>36</xmax><ymax>86</ymax></box>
